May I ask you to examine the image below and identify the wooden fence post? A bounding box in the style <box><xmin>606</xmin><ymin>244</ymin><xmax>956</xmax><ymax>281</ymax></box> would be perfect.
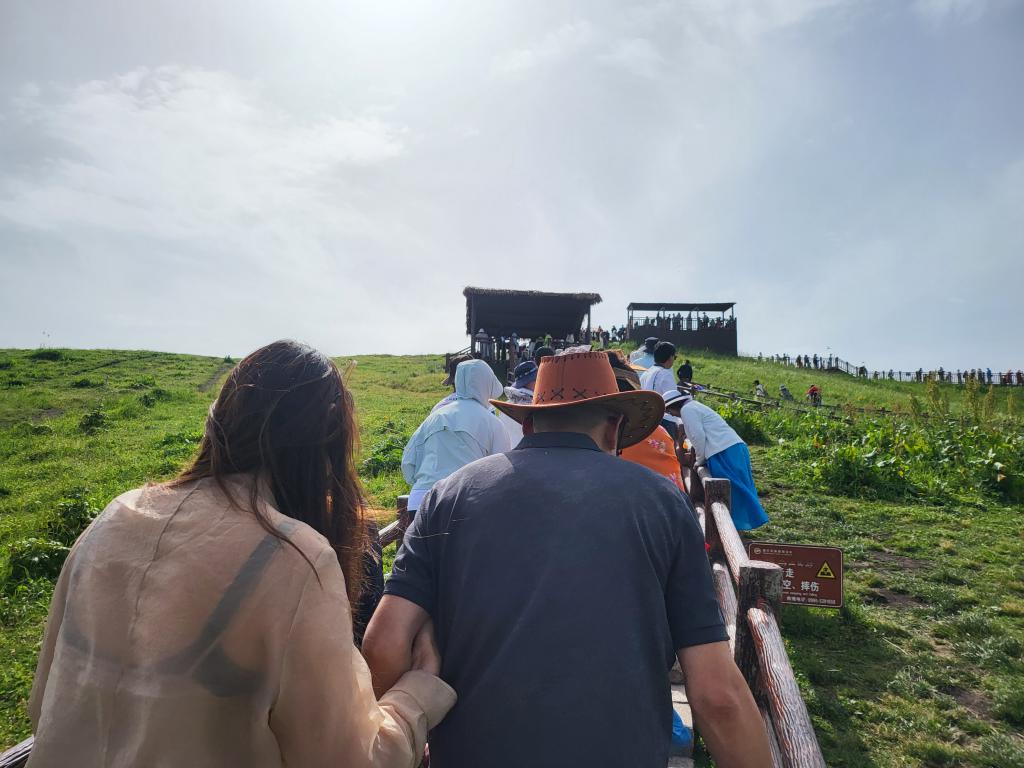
<box><xmin>378</xmin><ymin>495</ymin><xmax>412</xmax><ymax>549</ymax></box>
<box><xmin>734</xmin><ymin>561</ymin><xmax>782</xmax><ymax>696</ymax></box>
<box><xmin>702</xmin><ymin>477</ymin><xmax>730</xmax><ymax>558</ymax></box>
<box><xmin>397</xmin><ymin>494</ymin><xmax>410</xmax><ymax>531</ymax></box>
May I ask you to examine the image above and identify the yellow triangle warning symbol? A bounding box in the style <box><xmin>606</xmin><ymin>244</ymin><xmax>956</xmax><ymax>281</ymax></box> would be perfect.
<box><xmin>817</xmin><ymin>561</ymin><xmax>836</xmax><ymax>579</ymax></box>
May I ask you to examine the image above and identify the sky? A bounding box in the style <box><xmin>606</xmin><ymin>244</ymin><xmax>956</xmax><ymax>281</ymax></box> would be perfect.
<box><xmin>1</xmin><ymin>0</ymin><xmax>1022</xmax><ymax>370</ymax></box>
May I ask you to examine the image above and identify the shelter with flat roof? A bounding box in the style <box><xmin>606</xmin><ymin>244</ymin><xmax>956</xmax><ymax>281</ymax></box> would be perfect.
<box><xmin>626</xmin><ymin>302</ymin><xmax>737</xmax><ymax>356</ymax></box>
<box><xmin>456</xmin><ymin>287</ymin><xmax>602</xmax><ymax>381</ymax></box>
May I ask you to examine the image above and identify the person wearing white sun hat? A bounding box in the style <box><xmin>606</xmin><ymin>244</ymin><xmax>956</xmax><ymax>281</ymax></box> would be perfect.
<box><xmin>666</xmin><ymin>388</ymin><xmax>769</xmax><ymax>531</ymax></box>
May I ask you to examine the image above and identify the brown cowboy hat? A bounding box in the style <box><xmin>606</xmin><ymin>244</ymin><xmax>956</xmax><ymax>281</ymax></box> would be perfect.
<box><xmin>489</xmin><ymin>351</ymin><xmax>664</xmax><ymax>448</ymax></box>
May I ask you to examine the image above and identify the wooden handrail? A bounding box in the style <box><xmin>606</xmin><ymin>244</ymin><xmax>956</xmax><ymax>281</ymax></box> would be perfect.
<box><xmin>760</xmin><ymin>707</ymin><xmax>786</xmax><ymax>768</ymax></box>
<box><xmin>710</xmin><ymin>499</ymin><xmax>750</xmax><ymax>585</ymax></box>
<box><xmin>0</xmin><ymin>737</ymin><xmax>31</xmax><ymax>768</ymax></box>
<box><xmin>748</xmin><ymin>607</ymin><xmax>827</xmax><ymax>768</ymax></box>
<box><xmin>698</xmin><ymin>470</ymin><xmax>825</xmax><ymax>768</ymax></box>
<box><xmin>734</xmin><ymin>561</ymin><xmax>782</xmax><ymax>694</ymax></box>
<box><xmin>711</xmin><ymin>562</ymin><xmax>737</xmax><ymax>653</ymax></box>
<box><xmin>378</xmin><ymin>495</ymin><xmax>411</xmax><ymax>549</ymax></box>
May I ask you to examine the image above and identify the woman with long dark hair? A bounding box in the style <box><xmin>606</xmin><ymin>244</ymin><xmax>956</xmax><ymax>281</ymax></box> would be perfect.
<box><xmin>27</xmin><ymin>341</ymin><xmax>455</xmax><ymax>767</ymax></box>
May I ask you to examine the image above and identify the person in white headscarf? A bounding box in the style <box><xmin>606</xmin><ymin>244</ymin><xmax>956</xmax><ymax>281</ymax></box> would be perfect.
<box><xmin>402</xmin><ymin>360</ymin><xmax>510</xmax><ymax>515</ymax></box>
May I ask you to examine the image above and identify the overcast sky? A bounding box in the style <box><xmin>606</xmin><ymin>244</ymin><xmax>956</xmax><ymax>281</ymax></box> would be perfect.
<box><xmin>1</xmin><ymin>0</ymin><xmax>1022</xmax><ymax>369</ymax></box>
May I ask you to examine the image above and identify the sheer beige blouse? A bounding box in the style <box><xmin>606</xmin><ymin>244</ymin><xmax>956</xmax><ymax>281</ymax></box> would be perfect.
<box><xmin>27</xmin><ymin>477</ymin><xmax>455</xmax><ymax>767</ymax></box>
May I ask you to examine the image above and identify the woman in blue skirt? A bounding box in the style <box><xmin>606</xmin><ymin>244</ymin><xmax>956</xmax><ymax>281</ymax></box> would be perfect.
<box><xmin>664</xmin><ymin>390</ymin><xmax>769</xmax><ymax>531</ymax></box>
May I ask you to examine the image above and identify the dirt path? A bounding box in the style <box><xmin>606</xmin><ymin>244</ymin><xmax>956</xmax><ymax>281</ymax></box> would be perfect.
<box><xmin>198</xmin><ymin>363</ymin><xmax>232</xmax><ymax>393</ymax></box>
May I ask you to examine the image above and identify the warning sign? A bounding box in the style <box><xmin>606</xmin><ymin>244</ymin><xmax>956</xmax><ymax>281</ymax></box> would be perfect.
<box><xmin>748</xmin><ymin>542</ymin><xmax>844</xmax><ymax>609</ymax></box>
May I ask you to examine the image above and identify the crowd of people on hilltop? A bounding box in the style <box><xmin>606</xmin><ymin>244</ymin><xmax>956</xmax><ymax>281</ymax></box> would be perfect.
<box><xmin>760</xmin><ymin>352</ymin><xmax>1024</xmax><ymax>386</ymax></box>
<box><xmin>26</xmin><ymin>339</ymin><xmax>775</xmax><ymax>768</ymax></box>
<box><xmin>634</xmin><ymin>312</ymin><xmax>736</xmax><ymax>333</ymax></box>
<box><xmin>759</xmin><ymin>352</ymin><xmax>840</xmax><ymax>370</ymax></box>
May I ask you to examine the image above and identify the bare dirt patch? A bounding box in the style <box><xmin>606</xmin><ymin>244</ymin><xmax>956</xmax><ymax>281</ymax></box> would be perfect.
<box><xmin>945</xmin><ymin>686</ymin><xmax>993</xmax><ymax>720</ymax></box>
<box><xmin>33</xmin><ymin>408</ymin><xmax>63</xmax><ymax>422</ymax></box>
<box><xmin>862</xmin><ymin>588</ymin><xmax>923</xmax><ymax>609</ymax></box>
<box><xmin>0</xmin><ymin>408</ymin><xmax>65</xmax><ymax>429</ymax></box>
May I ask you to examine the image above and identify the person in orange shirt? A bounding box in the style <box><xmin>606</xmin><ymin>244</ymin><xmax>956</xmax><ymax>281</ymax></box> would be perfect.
<box><xmin>621</xmin><ymin>425</ymin><xmax>686</xmax><ymax>491</ymax></box>
<box><xmin>607</xmin><ymin>351</ymin><xmax>686</xmax><ymax>491</ymax></box>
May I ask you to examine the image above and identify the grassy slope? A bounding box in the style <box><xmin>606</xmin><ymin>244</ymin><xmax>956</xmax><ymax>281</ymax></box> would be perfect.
<box><xmin>1</xmin><ymin>348</ymin><xmax>1022</xmax><ymax>766</ymax></box>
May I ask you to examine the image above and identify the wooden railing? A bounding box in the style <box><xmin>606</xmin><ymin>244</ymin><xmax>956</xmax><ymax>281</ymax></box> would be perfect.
<box><xmin>686</xmin><ymin>466</ymin><xmax>826</xmax><ymax>768</ymax></box>
<box><xmin>0</xmin><ymin>738</ymin><xmax>30</xmax><ymax>768</ymax></box>
<box><xmin>378</xmin><ymin>494</ymin><xmax>411</xmax><ymax>549</ymax></box>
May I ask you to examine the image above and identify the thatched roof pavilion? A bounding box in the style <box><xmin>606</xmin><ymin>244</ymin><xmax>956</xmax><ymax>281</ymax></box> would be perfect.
<box><xmin>464</xmin><ymin>287</ymin><xmax>602</xmax><ymax>340</ymax></box>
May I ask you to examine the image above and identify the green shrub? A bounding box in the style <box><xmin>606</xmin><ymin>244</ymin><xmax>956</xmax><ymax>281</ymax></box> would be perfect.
<box><xmin>223</xmin><ymin>355</ymin><xmax>234</xmax><ymax>363</ymax></box>
<box><xmin>158</xmin><ymin>430</ymin><xmax>202</xmax><ymax>468</ymax></box>
<box><xmin>4</xmin><ymin>538</ymin><xmax>69</xmax><ymax>585</ymax></box>
<box><xmin>812</xmin><ymin>443</ymin><xmax>915</xmax><ymax>500</ymax></box>
<box><xmin>715</xmin><ymin>402</ymin><xmax>769</xmax><ymax>444</ymax></box>
<box><xmin>994</xmin><ymin>686</ymin><xmax>1024</xmax><ymax>727</ymax></box>
<box><xmin>909</xmin><ymin>741</ymin><xmax>961</xmax><ymax>767</ymax></box>
<box><xmin>29</xmin><ymin>349</ymin><xmax>64</xmax><ymax>362</ymax></box>
<box><xmin>46</xmin><ymin>491</ymin><xmax>101</xmax><ymax>546</ymax></box>
<box><xmin>140</xmin><ymin>387</ymin><xmax>173</xmax><ymax>408</ymax></box>
<box><xmin>12</xmin><ymin>422</ymin><xmax>54</xmax><ymax>437</ymax></box>
<box><xmin>979</xmin><ymin>733</ymin><xmax>1024</xmax><ymax>768</ymax></box>
<box><xmin>71</xmin><ymin>377</ymin><xmax>98</xmax><ymax>388</ymax></box>
<box><xmin>361</xmin><ymin>421</ymin><xmax>410</xmax><ymax>477</ymax></box>
<box><xmin>78</xmin><ymin>408</ymin><xmax>107</xmax><ymax>434</ymax></box>
<box><xmin>0</xmin><ymin>358</ymin><xmax>12</xmax><ymax>370</ymax></box>
<box><xmin>127</xmin><ymin>376</ymin><xmax>156</xmax><ymax>390</ymax></box>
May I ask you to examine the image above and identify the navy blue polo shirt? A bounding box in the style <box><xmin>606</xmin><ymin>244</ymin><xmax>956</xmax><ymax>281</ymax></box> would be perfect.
<box><xmin>385</xmin><ymin>431</ymin><xmax>726</xmax><ymax>768</ymax></box>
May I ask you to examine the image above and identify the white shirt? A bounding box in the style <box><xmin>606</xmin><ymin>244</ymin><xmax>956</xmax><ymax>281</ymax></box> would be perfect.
<box><xmin>402</xmin><ymin>361</ymin><xmax>511</xmax><ymax>508</ymax></box>
<box><xmin>495</xmin><ymin>385</ymin><xmax>533</xmax><ymax>449</ymax></box>
<box><xmin>629</xmin><ymin>349</ymin><xmax>655</xmax><ymax>369</ymax></box>
<box><xmin>678</xmin><ymin>399</ymin><xmax>743</xmax><ymax>464</ymax></box>
<box><xmin>639</xmin><ymin>364</ymin><xmax>677</xmax><ymax>396</ymax></box>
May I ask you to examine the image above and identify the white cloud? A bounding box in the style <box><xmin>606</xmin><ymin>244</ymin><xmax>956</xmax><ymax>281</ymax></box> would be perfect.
<box><xmin>492</xmin><ymin>21</ymin><xmax>595</xmax><ymax>76</ymax></box>
<box><xmin>0</xmin><ymin>1</ymin><xmax>1022</xmax><ymax>367</ymax></box>
<box><xmin>0</xmin><ymin>66</ymin><xmax>406</xmax><ymax>243</ymax></box>
<box><xmin>601</xmin><ymin>38</ymin><xmax>666</xmax><ymax>79</ymax></box>
<box><xmin>912</xmin><ymin>0</ymin><xmax>993</xmax><ymax>25</ymax></box>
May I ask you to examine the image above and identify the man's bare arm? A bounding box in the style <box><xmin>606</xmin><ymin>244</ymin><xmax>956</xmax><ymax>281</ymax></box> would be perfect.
<box><xmin>679</xmin><ymin>641</ymin><xmax>773</xmax><ymax>768</ymax></box>
<box><xmin>362</xmin><ymin>595</ymin><xmax>431</xmax><ymax>697</ymax></box>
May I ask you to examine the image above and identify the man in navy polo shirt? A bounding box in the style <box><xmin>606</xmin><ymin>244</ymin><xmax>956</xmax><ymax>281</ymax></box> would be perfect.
<box><xmin>364</xmin><ymin>352</ymin><xmax>771</xmax><ymax>768</ymax></box>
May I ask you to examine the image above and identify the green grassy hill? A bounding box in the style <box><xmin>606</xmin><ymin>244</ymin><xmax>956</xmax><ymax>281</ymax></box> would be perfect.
<box><xmin>1</xmin><ymin>348</ymin><xmax>1022</xmax><ymax>766</ymax></box>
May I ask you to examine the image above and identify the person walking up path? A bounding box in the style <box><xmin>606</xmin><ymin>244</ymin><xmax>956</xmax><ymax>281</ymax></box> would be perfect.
<box><xmin>402</xmin><ymin>359</ymin><xmax>510</xmax><ymax>516</ymax></box>
<box><xmin>495</xmin><ymin>360</ymin><xmax>538</xmax><ymax>448</ymax></box>
<box><xmin>630</xmin><ymin>336</ymin><xmax>659</xmax><ymax>369</ymax></box>
<box><xmin>669</xmin><ymin>389</ymin><xmax>769</xmax><ymax>531</ymax></box>
<box><xmin>26</xmin><ymin>341</ymin><xmax>455</xmax><ymax>768</ymax></box>
<box><xmin>640</xmin><ymin>341</ymin><xmax>678</xmax><ymax>395</ymax></box>
<box><xmin>365</xmin><ymin>352</ymin><xmax>771</xmax><ymax>768</ymax></box>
